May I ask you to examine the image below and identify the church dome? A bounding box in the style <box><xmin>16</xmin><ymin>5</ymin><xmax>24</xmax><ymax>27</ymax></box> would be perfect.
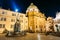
<box><xmin>28</xmin><ymin>3</ymin><xmax>38</xmax><ymax>9</ymax></box>
<box><xmin>26</xmin><ymin>3</ymin><xmax>39</xmax><ymax>13</ymax></box>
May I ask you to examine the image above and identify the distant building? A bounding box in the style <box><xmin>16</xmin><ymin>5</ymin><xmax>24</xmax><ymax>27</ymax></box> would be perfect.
<box><xmin>45</xmin><ymin>17</ymin><xmax>54</xmax><ymax>32</ymax></box>
<box><xmin>54</xmin><ymin>12</ymin><xmax>60</xmax><ymax>32</ymax></box>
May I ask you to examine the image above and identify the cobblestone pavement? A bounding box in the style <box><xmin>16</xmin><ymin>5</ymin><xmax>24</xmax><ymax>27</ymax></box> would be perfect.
<box><xmin>0</xmin><ymin>33</ymin><xmax>37</xmax><ymax>40</ymax></box>
<box><xmin>0</xmin><ymin>33</ymin><xmax>60</xmax><ymax>40</ymax></box>
<box><xmin>40</xmin><ymin>34</ymin><xmax>60</xmax><ymax>40</ymax></box>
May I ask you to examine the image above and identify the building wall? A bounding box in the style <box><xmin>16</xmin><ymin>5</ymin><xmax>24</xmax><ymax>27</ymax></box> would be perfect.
<box><xmin>54</xmin><ymin>12</ymin><xmax>60</xmax><ymax>32</ymax></box>
<box><xmin>19</xmin><ymin>14</ymin><xmax>28</xmax><ymax>31</ymax></box>
<box><xmin>24</xmin><ymin>17</ymin><xmax>28</xmax><ymax>31</ymax></box>
<box><xmin>0</xmin><ymin>9</ymin><xmax>28</xmax><ymax>33</ymax></box>
<box><xmin>26</xmin><ymin>3</ymin><xmax>46</xmax><ymax>32</ymax></box>
<box><xmin>45</xmin><ymin>17</ymin><xmax>54</xmax><ymax>32</ymax></box>
<box><xmin>0</xmin><ymin>3</ymin><xmax>47</xmax><ymax>33</ymax></box>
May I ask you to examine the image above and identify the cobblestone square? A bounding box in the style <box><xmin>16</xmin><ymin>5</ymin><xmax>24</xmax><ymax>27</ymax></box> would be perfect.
<box><xmin>0</xmin><ymin>33</ymin><xmax>60</xmax><ymax>40</ymax></box>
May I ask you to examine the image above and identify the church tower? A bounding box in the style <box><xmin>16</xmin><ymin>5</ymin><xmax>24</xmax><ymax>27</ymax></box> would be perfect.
<box><xmin>26</xmin><ymin>3</ymin><xmax>46</xmax><ymax>32</ymax></box>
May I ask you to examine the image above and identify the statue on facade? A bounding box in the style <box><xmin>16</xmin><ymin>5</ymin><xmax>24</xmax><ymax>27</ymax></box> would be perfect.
<box><xmin>5</xmin><ymin>19</ymin><xmax>20</xmax><ymax>37</ymax></box>
<box><xmin>14</xmin><ymin>19</ymin><xmax>20</xmax><ymax>34</ymax></box>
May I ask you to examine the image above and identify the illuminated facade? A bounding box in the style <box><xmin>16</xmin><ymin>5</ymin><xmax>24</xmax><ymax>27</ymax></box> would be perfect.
<box><xmin>45</xmin><ymin>17</ymin><xmax>54</xmax><ymax>32</ymax></box>
<box><xmin>0</xmin><ymin>3</ymin><xmax>46</xmax><ymax>33</ymax></box>
<box><xmin>26</xmin><ymin>3</ymin><xmax>46</xmax><ymax>32</ymax></box>
<box><xmin>0</xmin><ymin>9</ymin><xmax>28</xmax><ymax>33</ymax></box>
<box><xmin>54</xmin><ymin>12</ymin><xmax>60</xmax><ymax>32</ymax></box>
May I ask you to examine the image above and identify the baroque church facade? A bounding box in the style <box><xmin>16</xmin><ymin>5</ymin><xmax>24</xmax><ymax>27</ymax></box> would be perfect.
<box><xmin>26</xmin><ymin>3</ymin><xmax>46</xmax><ymax>32</ymax></box>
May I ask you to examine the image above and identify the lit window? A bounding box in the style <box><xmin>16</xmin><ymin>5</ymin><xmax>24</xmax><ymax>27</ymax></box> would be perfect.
<box><xmin>0</xmin><ymin>18</ymin><xmax>6</xmax><ymax>21</ymax></box>
<box><xmin>4</xmin><ymin>18</ymin><xmax>6</xmax><ymax>21</ymax></box>
<box><xmin>20</xmin><ymin>15</ymin><xmax>23</xmax><ymax>17</ymax></box>
<box><xmin>0</xmin><ymin>24</ymin><xmax>2</xmax><ymax>28</ymax></box>
<box><xmin>36</xmin><ymin>26</ymin><xmax>37</xmax><ymax>28</ymax></box>
<box><xmin>2</xmin><ymin>11</ymin><xmax>5</xmax><ymax>14</ymax></box>
<box><xmin>0</xmin><ymin>24</ymin><xmax>5</xmax><ymax>28</ymax></box>
<box><xmin>12</xmin><ymin>13</ymin><xmax>16</xmax><ymax>16</ymax></box>
<box><xmin>11</xmin><ymin>19</ymin><xmax>15</xmax><ymax>22</ymax></box>
<box><xmin>2</xmin><ymin>11</ymin><xmax>7</xmax><ymax>15</ymax></box>
<box><xmin>20</xmin><ymin>20</ymin><xmax>23</xmax><ymax>22</ymax></box>
<box><xmin>3</xmin><ymin>24</ymin><xmax>5</xmax><ymax>28</ymax></box>
<box><xmin>11</xmin><ymin>25</ymin><xmax>14</xmax><ymax>28</ymax></box>
<box><xmin>1</xmin><ymin>18</ymin><xmax>3</xmax><ymax>21</ymax></box>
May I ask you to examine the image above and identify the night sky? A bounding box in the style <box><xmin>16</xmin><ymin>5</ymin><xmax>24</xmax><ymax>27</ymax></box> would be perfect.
<box><xmin>0</xmin><ymin>0</ymin><xmax>60</xmax><ymax>18</ymax></box>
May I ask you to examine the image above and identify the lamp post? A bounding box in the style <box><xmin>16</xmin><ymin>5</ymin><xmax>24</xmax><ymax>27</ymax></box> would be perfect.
<box><xmin>15</xmin><ymin>9</ymin><xmax>18</xmax><ymax>12</ymax></box>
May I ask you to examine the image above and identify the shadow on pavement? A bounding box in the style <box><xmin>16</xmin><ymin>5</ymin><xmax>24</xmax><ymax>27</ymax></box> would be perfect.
<box><xmin>49</xmin><ymin>32</ymin><xmax>60</xmax><ymax>37</ymax></box>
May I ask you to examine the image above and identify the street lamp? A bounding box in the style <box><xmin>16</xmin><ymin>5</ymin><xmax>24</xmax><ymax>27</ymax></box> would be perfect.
<box><xmin>15</xmin><ymin>9</ymin><xmax>18</xmax><ymax>12</ymax></box>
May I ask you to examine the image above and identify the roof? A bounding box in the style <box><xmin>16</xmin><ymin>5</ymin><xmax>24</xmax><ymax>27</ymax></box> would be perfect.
<box><xmin>27</xmin><ymin>3</ymin><xmax>39</xmax><ymax>10</ymax></box>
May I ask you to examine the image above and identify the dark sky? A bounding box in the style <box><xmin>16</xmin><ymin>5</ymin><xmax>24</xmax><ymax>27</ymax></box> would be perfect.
<box><xmin>0</xmin><ymin>0</ymin><xmax>60</xmax><ymax>18</ymax></box>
